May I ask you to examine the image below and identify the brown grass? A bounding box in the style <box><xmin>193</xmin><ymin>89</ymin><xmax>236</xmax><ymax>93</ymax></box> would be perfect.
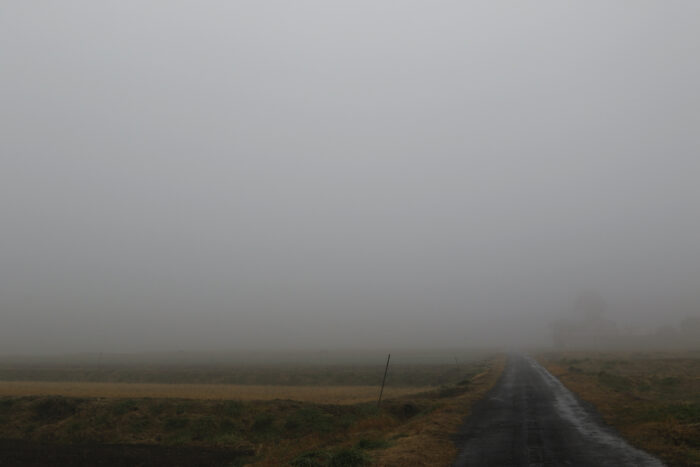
<box><xmin>371</xmin><ymin>359</ymin><xmax>505</xmax><ymax>467</ymax></box>
<box><xmin>0</xmin><ymin>356</ymin><xmax>506</xmax><ymax>466</ymax></box>
<box><xmin>247</xmin><ymin>357</ymin><xmax>506</xmax><ymax>466</ymax></box>
<box><xmin>0</xmin><ymin>381</ymin><xmax>431</xmax><ymax>404</ymax></box>
<box><xmin>539</xmin><ymin>351</ymin><xmax>700</xmax><ymax>467</ymax></box>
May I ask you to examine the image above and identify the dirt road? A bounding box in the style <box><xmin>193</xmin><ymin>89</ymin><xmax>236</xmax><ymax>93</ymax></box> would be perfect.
<box><xmin>453</xmin><ymin>353</ymin><xmax>663</xmax><ymax>467</ymax></box>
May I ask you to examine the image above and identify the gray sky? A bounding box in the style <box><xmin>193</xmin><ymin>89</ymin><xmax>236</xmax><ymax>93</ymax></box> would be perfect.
<box><xmin>1</xmin><ymin>2</ymin><xmax>699</xmax><ymax>353</ymax></box>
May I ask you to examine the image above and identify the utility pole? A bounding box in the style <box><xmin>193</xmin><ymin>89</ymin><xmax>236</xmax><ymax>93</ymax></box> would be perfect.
<box><xmin>377</xmin><ymin>353</ymin><xmax>391</xmax><ymax>408</ymax></box>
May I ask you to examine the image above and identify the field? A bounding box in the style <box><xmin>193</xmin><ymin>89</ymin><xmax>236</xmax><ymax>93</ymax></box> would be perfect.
<box><xmin>539</xmin><ymin>351</ymin><xmax>700</xmax><ymax>467</ymax></box>
<box><xmin>0</xmin><ymin>381</ymin><xmax>431</xmax><ymax>404</ymax></box>
<box><xmin>0</xmin><ymin>351</ymin><xmax>504</xmax><ymax>466</ymax></box>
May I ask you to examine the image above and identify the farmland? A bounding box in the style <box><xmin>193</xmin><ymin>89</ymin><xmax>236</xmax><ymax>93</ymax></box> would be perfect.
<box><xmin>0</xmin><ymin>351</ymin><xmax>504</xmax><ymax>466</ymax></box>
<box><xmin>0</xmin><ymin>381</ymin><xmax>431</xmax><ymax>404</ymax></box>
<box><xmin>539</xmin><ymin>351</ymin><xmax>700</xmax><ymax>466</ymax></box>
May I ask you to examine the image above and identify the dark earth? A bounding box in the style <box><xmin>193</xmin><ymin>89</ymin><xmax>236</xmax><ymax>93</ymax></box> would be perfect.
<box><xmin>453</xmin><ymin>353</ymin><xmax>663</xmax><ymax>467</ymax></box>
<box><xmin>0</xmin><ymin>439</ymin><xmax>246</xmax><ymax>466</ymax></box>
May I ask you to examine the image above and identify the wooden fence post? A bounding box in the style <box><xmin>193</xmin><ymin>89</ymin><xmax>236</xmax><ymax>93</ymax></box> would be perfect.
<box><xmin>377</xmin><ymin>353</ymin><xmax>391</xmax><ymax>408</ymax></box>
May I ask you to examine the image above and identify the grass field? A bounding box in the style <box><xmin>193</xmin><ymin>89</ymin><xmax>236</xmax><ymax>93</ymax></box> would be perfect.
<box><xmin>0</xmin><ymin>349</ymin><xmax>492</xmax><ymax>387</ymax></box>
<box><xmin>0</xmin><ymin>381</ymin><xmax>431</xmax><ymax>404</ymax></box>
<box><xmin>0</xmin><ymin>353</ymin><xmax>504</xmax><ymax>466</ymax></box>
<box><xmin>539</xmin><ymin>351</ymin><xmax>700</xmax><ymax>467</ymax></box>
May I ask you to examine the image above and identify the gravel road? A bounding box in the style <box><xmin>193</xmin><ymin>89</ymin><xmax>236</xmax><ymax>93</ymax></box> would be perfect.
<box><xmin>453</xmin><ymin>353</ymin><xmax>664</xmax><ymax>466</ymax></box>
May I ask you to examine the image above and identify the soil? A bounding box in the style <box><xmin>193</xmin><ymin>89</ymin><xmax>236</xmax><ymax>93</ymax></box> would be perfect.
<box><xmin>0</xmin><ymin>439</ymin><xmax>248</xmax><ymax>466</ymax></box>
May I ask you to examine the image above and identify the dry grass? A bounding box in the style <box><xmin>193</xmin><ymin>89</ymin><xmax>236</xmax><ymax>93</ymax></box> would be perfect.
<box><xmin>0</xmin><ymin>356</ymin><xmax>506</xmax><ymax>465</ymax></box>
<box><xmin>0</xmin><ymin>381</ymin><xmax>431</xmax><ymax>404</ymax></box>
<box><xmin>539</xmin><ymin>351</ymin><xmax>700</xmax><ymax>467</ymax></box>
<box><xmin>371</xmin><ymin>358</ymin><xmax>505</xmax><ymax>467</ymax></box>
<box><xmin>242</xmin><ymin>356</ymin><xmax>506</xmax><ymax>466</ymax></box>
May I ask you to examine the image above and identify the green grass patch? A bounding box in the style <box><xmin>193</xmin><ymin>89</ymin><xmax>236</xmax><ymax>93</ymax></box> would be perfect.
<box><xmin>329</xmin><ymin>448</ymin><xmax>371</xmax><ymax>466</ymax></box>
<box><xmin>110</xmin><ymin>399</ymin><xmax>138</xmax><ymax>416</ymax></box>
<box><xmin>285</xmin><ymin>407</ymin><xmax>335</xmax><ymax>434</ymax></box>
<box><xmin>596</xmin><ymin>371</ymin><xmax>633</xmax><ymax>392</ymax></box>
<box><xmin>355</xmin><ymin>437</ymin><xmax>390</xmax><ymax>450</ymax></box>
<box><xmin>251</xmin><ymin>413</ymin><xmax>276</xmax><ymax>434</ymax></box>
<box><xmin>291</xmin><ymin>448</ymin><xmax>371</xmax><ymax>467</ymax></box>
<box><xmin>164</xmin><ymin>416</ymin><xmax>189</xmax><ymax>431</ymax></box>
<box><xmin>640</xmin><ymin>403</ymin><xmax>700</xmax><ymax>423</ymax></box>
<box><xmin>220</xmin><ymin>400</ymin><xmax>245</xmax><ymax>417</ymax></box>
<box><xmin>32</xmin><ymin>397</ymin><xmax>81</xmax><ymax>422</ymax></box>
<box><xmin>291</xmin><ymin>449</ymin><xmax>333</xmax><ymax>467</ymax></box>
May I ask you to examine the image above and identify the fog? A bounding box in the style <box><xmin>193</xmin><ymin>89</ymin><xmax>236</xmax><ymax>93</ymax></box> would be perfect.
<box><xmin>2</xmin><ymin>2</ymin><xmax>699</xmax><ymax>354</ymax></box>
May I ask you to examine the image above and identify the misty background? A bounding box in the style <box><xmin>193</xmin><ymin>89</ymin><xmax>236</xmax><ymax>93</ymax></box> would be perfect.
<box><xmin>1</xmin><ymin>2</ymin><xmax>699</xmax><ymax>354</ymax></box>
